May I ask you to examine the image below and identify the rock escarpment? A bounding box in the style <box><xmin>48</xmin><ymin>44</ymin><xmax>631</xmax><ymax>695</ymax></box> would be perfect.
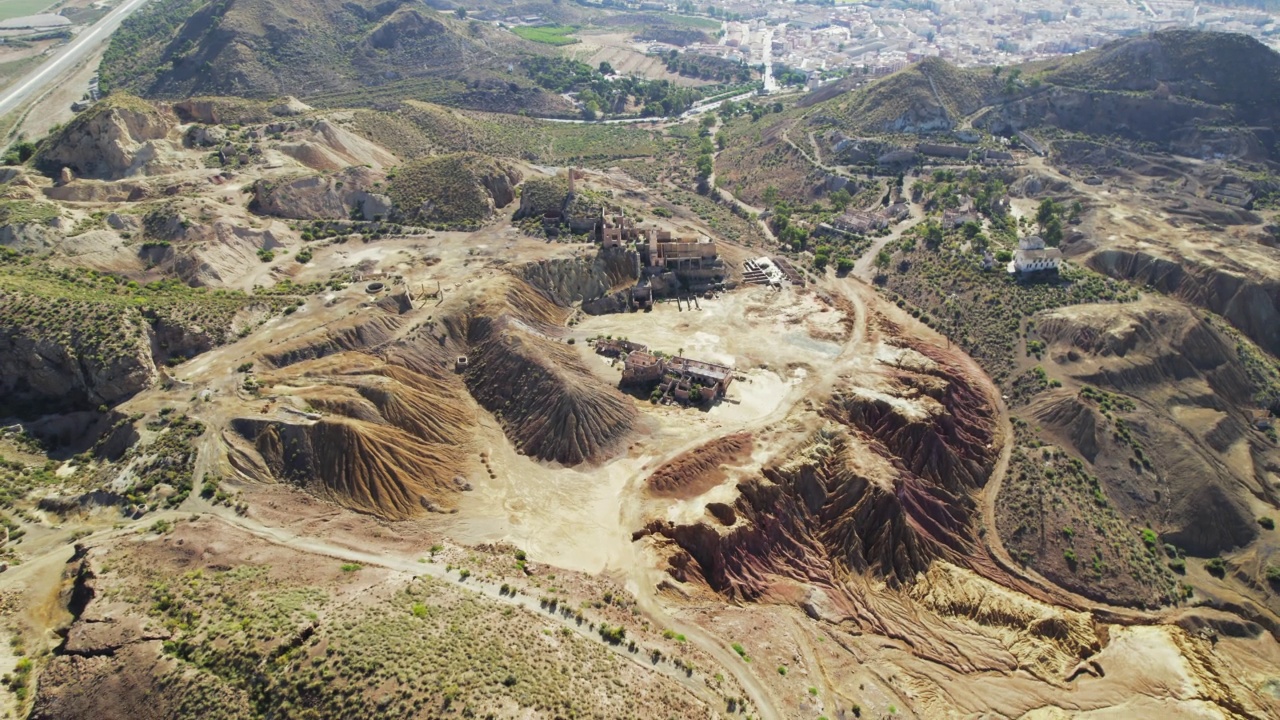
<box><xmin>515</xmin><ymin>250</ymin><xmax>641</xmax><ymax>314</ymax></box>
<box><xmin>641</xmin><ymin>344</ymin><xmax>1000</xmax><ymax>597</ymax></box>
<box><xmin>253</xmin><ymin>167</ymin><xmax>391</xmax><ymax>221</ymax></box>
<box><xmin>34</xmin><ymin>96</ymin><xmax>178</xmax><ymax>180</ymax></box>
<box><xmin>0</xmin><ymin>318</ymin><xmax>156</xmax><ymax>416</ymax></box>
<box><xmin>1088</xmin><ymin>248</ymin><xmax>1280</xmax><ymax>359</ymax></box>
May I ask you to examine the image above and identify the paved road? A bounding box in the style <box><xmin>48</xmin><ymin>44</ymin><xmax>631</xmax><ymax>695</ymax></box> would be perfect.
<box><xmin>761</xmin><ymin>27</ymin><xmax>777</xmax><ymax>93</ymax></box>
<box><xmin>0</xmin><ymin>0</ymin><xmax>153</xmax><ymax>120</ymax></box>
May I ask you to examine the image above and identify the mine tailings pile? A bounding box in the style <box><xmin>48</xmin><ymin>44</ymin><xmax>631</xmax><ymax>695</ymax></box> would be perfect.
<box><xmin>230</xmin><ymin>271</ymin><xmax>640</xmax><ymax>518</ymax></box>
<box><xmin>637</xmin><ymin>340</ymin><xmax>1005</xmax><ymax>600</ymax></box>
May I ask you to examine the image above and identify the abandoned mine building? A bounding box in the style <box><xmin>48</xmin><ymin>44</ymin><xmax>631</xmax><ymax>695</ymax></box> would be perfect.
<box><xmin>616</xmin><ymin>348</ymin><xmax>734</xmax><ymax>406</ymax></box>
<box><xmin>595</xmin><ymin>338</ymin><xmax>648</xmax><ymax>358</ymax></box>
<box><xmin>595</xmin><ymin>209</ymin><xmax>725</xmax><ymax>291</ymax></box>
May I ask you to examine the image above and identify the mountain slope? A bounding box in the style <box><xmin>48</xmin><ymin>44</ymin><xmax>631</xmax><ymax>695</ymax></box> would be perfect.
<box><xmin>815</xmin><ymin>30</ymin><xmax>1280</xmax><ymax>163</ymax></box>
<box><xmin>98</xmin><ymin>0</ymin><xmax>564</xmax><ymax>112</ymax></box>
<box><xmin>1036</xmin><ymin>29</ymin><xmax>1280</xmax><ymax>123</ymax></box>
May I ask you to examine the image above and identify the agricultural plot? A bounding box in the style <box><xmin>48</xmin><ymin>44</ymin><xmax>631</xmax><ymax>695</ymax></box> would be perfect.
<box><xmin>513</xmin><ymin>24</ymin><xmax>579</xmax><ymax>46</ymax></box>
<box><xmin>0</xmin><ymin>0</ymin><xmax>54</xmax><ymax>22</ymax></box>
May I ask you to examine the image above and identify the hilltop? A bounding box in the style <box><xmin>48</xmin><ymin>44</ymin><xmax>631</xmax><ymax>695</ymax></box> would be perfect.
<box><xmin>1034</xmin><ymin>29</ymin><xmax>1280</xmax><ymax>120</ymax></box>
<box><xmin>828</xmin><ymin>57</ymin><xmax>1002</xmax><ymax>134</ymax></box>
<box><xmin>98</xmin><ymin>0</ymin><xmax>570</xmax><ymax>114</ymax></box>
<box><xmin>817</xmin><ymin>29</ymin><xmax>1280</xmax><ymax>164</ymax></box>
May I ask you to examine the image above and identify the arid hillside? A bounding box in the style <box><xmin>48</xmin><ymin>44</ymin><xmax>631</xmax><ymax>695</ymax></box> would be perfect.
<box><xmin>2</xmin><ymin>28</ymin><xmax>1280</xmax><ymax>720</ymax></box>
<box><xmin>97</xmin><ymin>0</ymin><xmax>571</xmax><ymax>114</ymax></box>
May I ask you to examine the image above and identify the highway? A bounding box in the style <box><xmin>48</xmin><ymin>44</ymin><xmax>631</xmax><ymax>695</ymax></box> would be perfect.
<box><xmin>0</xmin><ymin>0</ymin><xmax>153</xmax><ymax>121</ymax></box>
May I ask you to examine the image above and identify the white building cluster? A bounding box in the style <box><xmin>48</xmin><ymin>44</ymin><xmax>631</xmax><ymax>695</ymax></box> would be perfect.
<box><xmin>689</xmin><ymin>0</ymin><xmax>1279</xmax><ymax>83</ymax></box>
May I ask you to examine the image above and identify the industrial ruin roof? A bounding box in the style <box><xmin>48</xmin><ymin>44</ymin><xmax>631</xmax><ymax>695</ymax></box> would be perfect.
<box><xmin>670</xmin><ymin>357</ymin><xmax>732</xmax><ymax>380</ymax></box>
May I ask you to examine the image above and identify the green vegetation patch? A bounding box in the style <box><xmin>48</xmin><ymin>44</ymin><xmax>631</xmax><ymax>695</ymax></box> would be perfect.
<box><xmin>349</xmin><ymin>101</ymin><xmax>661</xmax><ymax>165</ymax></box>
<box><xmin>386</xmin><ymin>153</ymin><xmax>513</xmax><ymax>226</ymax></box>
<box><xmin>0</xmin><ymin>0</ymin><xmax>60</xmax><ymax>23</ymax></box>
<box><xmin>121</xmin><ymin>411</ymin><xmax>205</xmax><ymax>510</ymax></box>
<box><xmin>0</xmin><ymin>199</ymin><xmax>57</xmax><ymax>225</ymax></box>
<box><xmin>825</xmin><ymin>58</ymin><xmax>1002</xmax><ymax>135</ymax></box>
<box><xmin>878</xmin><ymin>214</ymin><xmax>1137</xmax><ymax>385</ymax></box>
<box><xmin>512</xmin><ymin>24</ymin><xmax>579</xmax><ymax>46</ymax></box>
<box><xmin>515</xmin><ymin>176</ymin><xmax>569</xmax><ymax>219</ymax></box>
<box><xmin>997</xmin><ymin>420</ymin><xmax>1180</xmax><ymax>608</ymax></box>
<box><xmin>522</xmin><ymin>56</ymin><xmax>705</xmax><ymax>118</ymax></box>
<box><xmin>0</xmin><ymin>454</ymin><xmax>57</xmax><ymax>511</ymax></box>
<box><xmin>102</xmin><ymin>0</ymin><xmax>207</xmax><ymax>99</ymax></box>
<box><xmin>139</xmin><ymin>563</ymin><xmax>705</xmax><ymax>719</ymax></box>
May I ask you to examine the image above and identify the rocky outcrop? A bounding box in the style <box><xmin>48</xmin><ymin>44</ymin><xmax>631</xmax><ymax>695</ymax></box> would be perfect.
<box><xmin>185</xmin><ymin>124</ymin><xmax>228</xmax><ymax>148</ymax></box>
<box><xmin>0</xmin><ymin>297</ymin><xmax>234</xmax><ymax>417</ymax></box>
<box><xmin>1009</xmin><ymin>172</ymin><xmax>1072</xmax><ymax>198</ymax></box>
<box><xmin>270</xmin><ymin>96</ymin><xmax>312</xmax><ymax>117</ymax></box>
<box><xmin>0</xmin><ymin>315</ymin><xmax>156</xmax><ymax>416</ymax></box>
<box><xmin>515</xmin><ymin>250</ymin><xmax>641</xmax><ymax>313</ymax></box>
<box><xmin>253</xmin><ymin>167</ymin><xmax>389</xmax><ymax>221</ymax></box>
<box><xmin>514</xmin><ymin>176</ymin><xmax>569</xmax><ymax>220</ymax></box>
<box><xmin>0</xmin><ymin>221</ymin><xmax>61</xmax><ymax>252</ymax></box>
<box><xmin>172</xmin><ymin>97</ymin><xmax>275</xmax><ymax>125</ymax></box>
<box><xmin>141</xmin><ymin>214</ymin><xmax>287</xmax><ymax>287</ymax></box>
<box><xmin>276</xmin><ymin>120</ymin><xmax>398</xmax><ymax>171</ymax></box>
<box><xmin>386</xmin><ymin>153</ymin><xmax>521</xmax><ymax>225</ymax></box>
<box><xmin>34</xmin><ymin>97</ymin><xmax>177</xmax><ymax>180</ymax></box>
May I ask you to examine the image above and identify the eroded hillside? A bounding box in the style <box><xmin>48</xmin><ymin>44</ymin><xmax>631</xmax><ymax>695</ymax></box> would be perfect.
<box><xmin>1</xmin><ymin>26</ymin><xmax>1279</xmax><ymax>720</ymax></box>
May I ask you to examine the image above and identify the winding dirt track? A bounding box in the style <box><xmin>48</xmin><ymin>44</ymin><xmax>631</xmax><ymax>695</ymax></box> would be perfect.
<box><xmin>759</xmin><ymin>116</ymin><xmax>1168</xmax><ymax>624</ymax></box>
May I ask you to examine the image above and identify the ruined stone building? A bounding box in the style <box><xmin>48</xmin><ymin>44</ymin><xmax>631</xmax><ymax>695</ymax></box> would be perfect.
<box><xmin>620</xmin><ymin>350</ymin><xmax>665</xmax><ymax>385</ymax></box>
<box><xmin>594</xmin><ymin>209</ymin><xmax>724</xmax><ymax>289</ymax></box>
<box><xmin>619</xmin><ymin>350</ymin><xmax>734</xmax><ymax>405</ymax></box>
<box><xmin>645</xmin><ymin>235</ymin><xmax>720</xmax><ymax>281</ymax></box>
<box><xmin>595</xmin><ymin>338</ymin><xmax>648</xmax><ymax>358</ymax></box>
